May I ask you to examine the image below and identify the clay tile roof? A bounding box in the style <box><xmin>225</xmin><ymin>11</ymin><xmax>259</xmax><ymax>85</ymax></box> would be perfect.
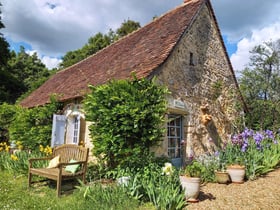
<box><xmin>20</xmin><ymin>0</ymin><xmax>205</xmax><ymax>108</ymax></box>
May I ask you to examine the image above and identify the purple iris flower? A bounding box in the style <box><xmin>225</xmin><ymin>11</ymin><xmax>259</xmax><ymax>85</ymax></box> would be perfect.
<box><xmin>253</xmin><ymin>132</ymin><xmax>264</xmax><ymax>145</ymax></box>
<box><xmin>241</xmin><ymin>139</ymin><xmax>248</xmax><ymax>152</ymax></box>
<box><xmin>231</xmin><ymin>134</ymin><xmax>243</xmax><ymax>146</ymax></box>
<box><xmin>241</xmin><ymin>128</ymin><xmax>254</xmax><ymax>140</ymax></box>
<box><xmin>265</xmin><ymin>130</ymin><xmax>274</xmax><ymax>139</ymax></box>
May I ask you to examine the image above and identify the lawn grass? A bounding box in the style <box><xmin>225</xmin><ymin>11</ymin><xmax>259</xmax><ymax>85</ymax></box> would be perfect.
<box><xmin>0</xmin><ymin>171</ymin><xmax>82</xmax><ymax>210</ymax></box>
<box><xmin>0</xmin><ymin>170</ymin><xmax>151</xmax><ymax>210</ymax></box>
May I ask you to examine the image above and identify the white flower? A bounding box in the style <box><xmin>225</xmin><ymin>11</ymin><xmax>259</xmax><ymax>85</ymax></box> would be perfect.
<box><xmin>162</xmin><ymin>162</ymin><xmax>173</xmax><ymax>176</ymax></box>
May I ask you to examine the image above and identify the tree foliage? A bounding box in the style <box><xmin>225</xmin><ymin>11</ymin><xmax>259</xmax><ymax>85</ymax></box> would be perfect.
<box><xmin>116</xmin><ymin>19</ymin><xmax>140</xmax><ymax>38</ymax></box>
<box><xmin>239</xmin><ymin>40</ymin><xmax>280</xmax><ymax>130</ymax></box>
<box><xmin>83</xmin><ymin>76</ymin><xmax>168</xmax><ymax>169</ymax></box>
<box><xmin>0</xmin><ymin>2</ymin><xmax>52</xmax><ymax>104</ymax></box>
<box><xmin>60</xmin><ymin>19</ymin><xmax>141</xmax><ymax>69</ymax></box>
<box><xmin>6</xmin><ymin>47</ymin><xmax>52</xmax><ymax>101</ymax></box>
<box><xmin>7</xmin><ymin>97</ymin><xmax>62</xmax><ymax>150</ymax></box>
<box><xmin>0</xmin><ymin>2</ymin><xmax>10</xmax><ymax>67</ymax></box>
<box><xmin>0</xmin><ymin>103</ymin><xmax>16</xmax><ymax>143</ymax></box>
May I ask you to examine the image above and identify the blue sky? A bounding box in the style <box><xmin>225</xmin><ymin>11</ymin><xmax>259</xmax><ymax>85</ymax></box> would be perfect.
<box><xmin>2</xmin><ymin>0</ymin><xmax>280</xmax><ymax>71</ymax></box>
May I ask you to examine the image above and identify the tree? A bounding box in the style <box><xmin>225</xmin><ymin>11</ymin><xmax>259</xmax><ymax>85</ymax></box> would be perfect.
<box><xmin>239</xmin><ymin>40</ymin><xmax>280</xmax><ymax>130</ymax></box>
<box><xmin>0</xmin><ymin>2</ymin><xmax>10</xmax><ymax>67</ymax></box>
<box><xmin>116</xmin><ymin>19</ymin><xmax>140</xmax><ymax>38</ymax></box>
<box><xmin>84</xmin><ymin>76</ymin><xmax>168</xmax><ymax>169</ymax></box>
<box><xmin>6</xmin><ymin>47</ymin><xmax>51</xmax><ymax>102</ymax></box>
<box><xmin>0</xmin><ymin>68</ymin><xmax>24</xmax><ymax>103</ymax></box>
<box><xmin>60</xmin><ymin>32</ymin><xmax>114</xmax><ymax>68</ymax></box>
<box><xmin>0</xmin><ymin>2</ymin><xmax>18</xmax><ymax>104</ymax></box>
<box><xmin>0</xmin><ymin>3</ymin><xmax>50</xmax><ymax>104</ymax></box>
<box><xmin>60</xmin><ymin>20</ymin><xmax>141</xmax><ymax>69</ymax></box>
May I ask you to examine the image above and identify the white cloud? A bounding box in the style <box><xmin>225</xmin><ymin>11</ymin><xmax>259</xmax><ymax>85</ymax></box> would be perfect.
<box><xmin>211</xmin><ymin>0</ymin><xmax>280</xmax><ymax>42</ymax></box>
<box><xmin>2</xmin><ymin>0</ymin><xmax>182</xmax><ymax>57</ymax></box>
<box><xmin>230</xmin><ymin>21</ymin><xmax>280</xmax><ymax>72</ymax></box>
<box><xmin>41</xmin><ymin>56</ymin><xmax>62</xmax><ymax>69</ymax></box>
<box><xmin>2</xmin><ymin>0</ymin><xmax>280</xmax><ymax>72</ymax></box>
<box><xmin>26</xmin><ymin>49</ymin><xmax>62</xmax><ymax>69</ymax></box>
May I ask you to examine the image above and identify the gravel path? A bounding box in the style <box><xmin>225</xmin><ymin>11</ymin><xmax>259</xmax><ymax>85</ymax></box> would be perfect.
<box><xmin>187</xmin><ymin>168</ymin><xmax>280</xmax><ymax>210</ymax></box>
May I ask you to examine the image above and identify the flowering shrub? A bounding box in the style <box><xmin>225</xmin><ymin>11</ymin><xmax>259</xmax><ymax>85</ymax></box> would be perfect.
<box><xmin>189</xmin><ymin>128</ymin><xmax>280</xmax><ymax>182</ymax></box>
<box><xmin>0</xmin><ymin>142</ymin><xmax>10</xmax><ymax>152</ymax></box>
<box><xmin>218</xmin><ymin>128</ymin><xmax>280</xmax><ymax>180</ymax></box>
<box><xmin>39</xmin><ymin>145</ymin><xmax>53</xmax><ymax>156</ymax></box>
<box><xmin>0</xmin><ymin>145</ymin><xmax>51</xmax><ymax>175</ymax></box>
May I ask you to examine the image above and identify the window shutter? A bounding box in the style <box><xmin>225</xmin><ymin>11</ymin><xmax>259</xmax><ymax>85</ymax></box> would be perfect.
<box><xmin>51</xmin><ymin>114</ymin><xmax>66</xmax><ymax>147</ymax></box>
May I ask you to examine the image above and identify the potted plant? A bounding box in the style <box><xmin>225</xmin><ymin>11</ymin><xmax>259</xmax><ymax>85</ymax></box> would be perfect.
<box><xmin>214</xmin><ymin>162</ymin><xmax>230</xmax><ymax>184</ymax></box>
<box><xmin>227</xmin><ymin>164</ymin><xmax>245</xmax><ymax>183</ymax></box>
<box><xmin>179</xmin><ymin>160</ymin><xmax>204</xmax><ymax>202</ymax></box>
<box><xmin>218</xmin><ymin>143</ymin><xmax>246</xmax><ymax>184</ymax></box>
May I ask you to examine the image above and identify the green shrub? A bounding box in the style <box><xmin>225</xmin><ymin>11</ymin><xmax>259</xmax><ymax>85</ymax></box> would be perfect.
<box><xmin>84</xmin><ymin>76</ymin><xmax>168</xmax><ymax>170</ymax></box>
<box><xmin>195</xmin><ymin>154</ymin><xmax>219</xmax><ymax>182</ymax></box>
<box><xmin>183</xmin><ymin>160</ymin><xmax>205</xmax><ymax>178</ymax></box>
<box><xmin>8</xmin><ymin>97</ymin><xmax>62</xmax><ymax>150</ymax></box>
<box><xmin>0</xmin><ymin>103</ymin><xmax>17</xmax><ymax>144</ymax></box>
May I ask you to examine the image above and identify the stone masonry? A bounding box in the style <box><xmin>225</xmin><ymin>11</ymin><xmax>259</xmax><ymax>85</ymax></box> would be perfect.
<box><xmin>153</xmin><ymin>3</ymin><xmax>243</xmax><ymax>160</ymax></box>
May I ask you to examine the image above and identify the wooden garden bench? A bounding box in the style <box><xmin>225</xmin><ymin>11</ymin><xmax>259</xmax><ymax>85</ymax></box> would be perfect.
<box><xmin>28</xmin><ymin>144</ymin><xmax>89</xmax><ymax>197</ymax></box>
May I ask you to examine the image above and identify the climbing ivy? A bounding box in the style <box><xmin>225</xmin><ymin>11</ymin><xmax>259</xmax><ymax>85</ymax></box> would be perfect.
<box><xmin>83</xmin><ymin>76</ymin><xmax>169</xmax><ymax>169</ymax></box>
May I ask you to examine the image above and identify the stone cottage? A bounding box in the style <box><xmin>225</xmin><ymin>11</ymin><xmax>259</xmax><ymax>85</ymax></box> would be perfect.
<box><xmin>20</xmin><ymin>0</ymin><xmax>245</xmax><ymax>166</ymax></box>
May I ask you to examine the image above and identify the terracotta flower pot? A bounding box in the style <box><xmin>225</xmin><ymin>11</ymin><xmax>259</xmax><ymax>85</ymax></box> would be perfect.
<box><xmin>179</xmin><ymin>176</ymin><xmax>200</xmax><ymax>202</ymax></box>
<box><xmin>215</xmin><ymin>171</ymin><xmax>230</xmax><ymax>184</ymax></box>
<box><xmin>227</xmin><ymin>165</ymin><xmax>245</xmax><ymax>183</ymax></box>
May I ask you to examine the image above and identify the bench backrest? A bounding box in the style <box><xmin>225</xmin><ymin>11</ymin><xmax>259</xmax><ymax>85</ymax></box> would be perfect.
<box><xmin>53</xmin><ymin>144</ymin><xmax>89</xmax><ymax>163</ymax></box>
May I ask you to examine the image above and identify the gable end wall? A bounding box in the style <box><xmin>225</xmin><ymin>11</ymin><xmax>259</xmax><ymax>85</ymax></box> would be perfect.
<box><xmin>154</xmin><ymin>3</ymin><xmax>243</xmax><ymax>159</ymax></box>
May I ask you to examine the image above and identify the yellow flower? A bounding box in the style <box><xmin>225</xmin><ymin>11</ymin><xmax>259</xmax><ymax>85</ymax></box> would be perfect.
<box><xmin>11</xmin><ymin>154</ymin><xmax>18</xmax><ymax>161</ymax></box>
<box><xmin>16</xmin><ymin>141</ymin><xmax>23</xmax><ymax>147</ymax></box>
<box><xmin>39</xmin><ymin>145</ymin><xmax>44</xmax><ymax>152</ymax></box>
<box><xmin>5</xmin><ymin>145</ymin><xmax>10</xmax><ymax>152</ymax></box>
<box><xmin>46</xmin><ymin>146</ymin><xmax>53</xmax><ymax>155</ymax></box>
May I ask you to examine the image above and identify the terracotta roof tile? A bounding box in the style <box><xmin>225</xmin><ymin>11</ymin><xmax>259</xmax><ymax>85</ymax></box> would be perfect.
<box><xmin>20</xmin><ymin>0</ymin><xmax>204</xmax><ymax>108</ymax></box>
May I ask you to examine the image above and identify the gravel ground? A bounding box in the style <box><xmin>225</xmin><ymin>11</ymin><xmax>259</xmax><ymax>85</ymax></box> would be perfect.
<box><xmin>187</xmin><ymin>168</ymin><xmax>280</xmax><ymax>210</ymax></box>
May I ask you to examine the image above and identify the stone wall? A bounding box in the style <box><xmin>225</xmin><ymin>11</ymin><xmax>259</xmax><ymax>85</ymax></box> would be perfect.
<box><xmin>154</xmin><ymin>3</ymin><xmax>243</xmax><ymax>159</ymax></box>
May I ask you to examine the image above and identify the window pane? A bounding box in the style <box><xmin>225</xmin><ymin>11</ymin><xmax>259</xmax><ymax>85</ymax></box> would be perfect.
<box><xmin>167</xmin><ymin>114</ymin><xmax>183</xmax><ymax>159</ymax></box>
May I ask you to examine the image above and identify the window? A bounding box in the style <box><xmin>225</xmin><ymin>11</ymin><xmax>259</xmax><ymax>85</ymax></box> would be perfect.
<box><xmin>51</xmin><ymin>114</ymin><xmax>81</xmax><ymax>147</ymax></box>
<box><xmin>189</xmin><ymin>52</ymin><xmax>194</xmax><ymax>66</ymax></box>
<box><xmin>72</xmin><ymin>116</ymin><xmax>80</xmax><ymax>144</ymax></box>
<box><xmin>167</xmin><ymin>114</ymin><xmax>182</xmax><ymax>159</ymax></box>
